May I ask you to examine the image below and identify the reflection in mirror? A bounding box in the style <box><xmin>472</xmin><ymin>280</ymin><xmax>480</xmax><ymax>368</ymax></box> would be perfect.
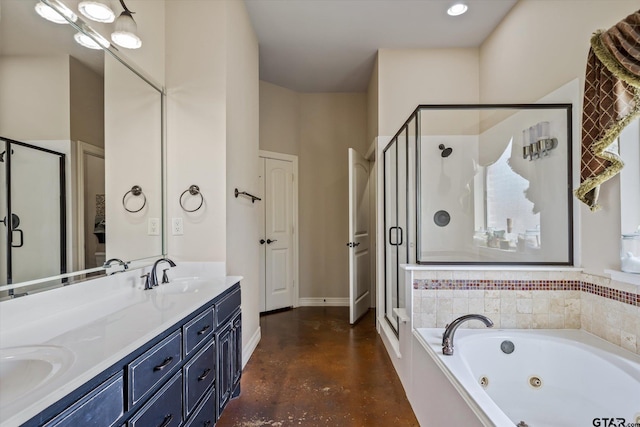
<box><xmin>0</xmin><ymin>0</ymin><xmax>163</xmax><ymax>297</ymax></box>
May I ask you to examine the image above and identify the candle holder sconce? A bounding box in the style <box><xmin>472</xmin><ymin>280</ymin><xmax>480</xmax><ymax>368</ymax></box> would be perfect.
<box><xmin>522</xmin><ymin>121</ymin><xmax>558</xmax><ymax>161</ymax></box>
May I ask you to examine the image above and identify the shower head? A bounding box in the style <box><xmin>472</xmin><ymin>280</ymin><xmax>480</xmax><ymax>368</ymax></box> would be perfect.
<box><xmin>438</xmin><ymin>144</ymin><xmax>453</xmax><ymax>158</ymax></box>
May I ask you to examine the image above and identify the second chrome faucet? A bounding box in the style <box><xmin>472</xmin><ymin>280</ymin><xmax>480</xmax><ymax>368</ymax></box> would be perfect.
<box><xmin>143</xmin><ymin>257</ymin><xmax>177</xmax><ymax>290</ymax></box>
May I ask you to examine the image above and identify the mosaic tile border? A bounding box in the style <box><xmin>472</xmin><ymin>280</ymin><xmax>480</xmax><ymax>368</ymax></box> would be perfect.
<box><xmin>413</xmin><ymin>279</ymin><xmax>639</xmax><ymax>307</ymax></box>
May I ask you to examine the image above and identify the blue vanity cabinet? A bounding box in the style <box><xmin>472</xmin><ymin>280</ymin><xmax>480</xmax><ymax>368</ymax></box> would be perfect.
<box><xmin>183</xmin><ymin>340</ymin><xmax>216</xmax><ymax>417</ymax></box>
<box><xmin>128</xmin><ymin>372</ymin><xmax>183</xmax><ymax>427</ymax></box>
<box><xmin>22</xmin><ymin>282</ymin><xmax>241</xmax><ymax>427</ymax></box>
<box><xmin>215</xmin><ymin>311</ymin><xmax>242</xmax><ymax>419</ymax></box>
<box><xmin>42</xmin><ymin>373</ymin><xmax>124</xmax><ymax>427</ymax></box>
<box><xmin>128</xmin><ymin>330</ymin><xmax>182</xmax><ymax>407</ymax></box>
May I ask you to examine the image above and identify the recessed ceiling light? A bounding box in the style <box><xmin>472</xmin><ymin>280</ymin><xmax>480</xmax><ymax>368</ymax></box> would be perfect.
<box><xmin>447</xmin><ymin>3</ymin><xmax>468</xmax><ymax>16</ymax></box>
<box><xmin>35</xmin><ymin>2</ymin><xmax>77</xmax><ymax>24</ymax></box>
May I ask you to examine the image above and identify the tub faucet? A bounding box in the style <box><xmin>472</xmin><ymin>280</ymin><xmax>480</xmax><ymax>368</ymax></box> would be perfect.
<box><xmin>148</xmin><ymin>257</ymin><xmax>176</xmax><ymax>289</ymax></box>
<box><xmin>442</xmin><ymin>314</ymin><xmax>493</xmax><ymax>355</ymax></box>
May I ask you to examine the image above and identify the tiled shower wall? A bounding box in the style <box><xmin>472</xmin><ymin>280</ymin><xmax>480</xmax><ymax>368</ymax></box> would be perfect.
<box><xmin>411</xmin><ymin>270</ymin><xmax>640</xmax><ymax>355</ymax></box>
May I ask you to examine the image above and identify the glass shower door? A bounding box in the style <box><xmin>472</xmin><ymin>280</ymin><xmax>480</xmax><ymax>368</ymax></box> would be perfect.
<box><xmin>1</xmin><ymin>138</ymin><xmax>66</xmax><ymax>287</ymax></box>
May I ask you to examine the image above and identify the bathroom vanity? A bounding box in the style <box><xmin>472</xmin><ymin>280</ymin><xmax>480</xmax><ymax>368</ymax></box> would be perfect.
<box><xmin>0</xmin><ymin>272</ymin><xmax>242</xmax><ymax>427</ymax></box>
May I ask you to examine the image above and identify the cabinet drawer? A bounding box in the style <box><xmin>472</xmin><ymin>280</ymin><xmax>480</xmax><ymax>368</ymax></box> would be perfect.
<box><xmin>129</xmin><ymin>330</ymin><xmax>182</xmax><ymax>407</ymax></box>
<box><xmin>184</xmin><ymin>387</ymin><xmax>215</xmax><ymax>427</ymax></box>
<box><xmin>44</xmin><ymin>373</ymin><xmax>123</xmax><ymax>427</ymax></box>
<box><xmin>215</xmin><ymin>286</ymin><xmax>240</xmax><ymax>327</ymax></box>
<box><xmin>128</xmin><ymin>372</ymin><xmax>182</xmax><ymax>427</ymax></box>
<box><xmin>184</xmin><ymin>340</ymin><xmax>215</xmax><ymax>416</ymax></box>
<box><xmin>183</xmin><ymin>307</ymin><xmax>214</xmax><ymax>356</ymax></box>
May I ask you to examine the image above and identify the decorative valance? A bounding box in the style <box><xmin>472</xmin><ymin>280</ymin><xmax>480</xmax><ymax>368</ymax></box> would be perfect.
<box><xmin>575</xmin><ymin>10</ymin><xmax>640</xmax><ymax>211</ymax></box>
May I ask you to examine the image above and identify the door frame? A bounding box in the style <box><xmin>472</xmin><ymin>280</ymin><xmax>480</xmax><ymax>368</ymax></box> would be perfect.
<box><xmin>259</xmin><ymin>150</ymin><xmax>299</xmax><ymax>308</ymax></box>
<box><xmin>75</xmin><ymin>141</ymin><xmax>105</xmax><ymax>271</ymax></box>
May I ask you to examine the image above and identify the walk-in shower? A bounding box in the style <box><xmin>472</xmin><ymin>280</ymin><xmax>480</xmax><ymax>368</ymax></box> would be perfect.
<box><xmin>382</xmin><ymin>104</ymin><xmax>573</xmax><ymax>334</ymax></box>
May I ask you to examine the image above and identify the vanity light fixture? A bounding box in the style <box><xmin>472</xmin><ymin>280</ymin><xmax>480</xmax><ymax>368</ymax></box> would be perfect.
<box><xmin>447</xmin><ymin>2</ymin><xmax>468</xmax><ymax>16</ymax></box>
<box><xmin>35</xmin><ymin>2</ymin><xmax>77</xmax><ymax>24</ymax></box>
<box><xmin>78</xmin><ymin>0</ymin><xmax>115</xmax><ymax>23</ymax></box>
<box><xmin>74</xmin><ymin>30</ymin><xmax>110</xmax><ymax>50</ymax></box>
<box><xmin>111</xmin><ymin>0</ymin><xmax>142</xmax><ymax>49</ymax></box>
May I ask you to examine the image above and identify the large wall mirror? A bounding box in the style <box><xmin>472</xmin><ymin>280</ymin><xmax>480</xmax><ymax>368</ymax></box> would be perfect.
<box><xmin>0</xmin><ymin>0</ymin><xmax>164</xmax><ymax>297</ymax></box>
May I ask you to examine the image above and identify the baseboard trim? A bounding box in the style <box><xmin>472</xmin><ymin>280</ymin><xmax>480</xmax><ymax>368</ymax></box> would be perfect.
<box><xmin>242</xmin><ymin>326</ymin><xmax>261</xmax><ymax>368</ymax></box>
<box><xmin>298</xmin><ymin>297</ymin><xmax>349</xmax><ymax>307</ymax></box>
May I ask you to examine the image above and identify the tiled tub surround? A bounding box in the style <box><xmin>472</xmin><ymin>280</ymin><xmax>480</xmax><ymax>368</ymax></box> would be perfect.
<box><xmin>411</xmin><ymin>271</ymin><xmax>640</xmax><ymax>355</ymax></box>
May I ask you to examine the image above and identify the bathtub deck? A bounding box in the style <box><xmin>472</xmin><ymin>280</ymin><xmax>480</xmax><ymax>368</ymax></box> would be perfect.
<box><xmin>216</xmin><ymin>307</ymin><xmax>419</xmax><ymax>426</ymax></box>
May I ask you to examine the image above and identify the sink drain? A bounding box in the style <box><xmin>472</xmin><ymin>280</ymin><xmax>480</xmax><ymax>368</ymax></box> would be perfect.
<box><xmin>479</xmin><ymin>376</ymin><xmax>489</xmax><ymax>388</ymax></box>
<box><xmin>528</xmin><ymin>376</ymin><xmax>542</xmax><ymax>388</ymax></box>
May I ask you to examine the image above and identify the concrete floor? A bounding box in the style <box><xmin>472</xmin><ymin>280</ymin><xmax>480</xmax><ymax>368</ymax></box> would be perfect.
<box><xmin>216</xmin><ymin>307</ymin><xmax>419</xmax><ymax>426</ymax></box>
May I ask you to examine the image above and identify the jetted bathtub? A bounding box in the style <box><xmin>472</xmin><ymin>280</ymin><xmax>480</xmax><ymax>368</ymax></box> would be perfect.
<box><xmin>415</xmin><ymin>328</ymin><xmax>640</xmax><ymax>427</ymax></box>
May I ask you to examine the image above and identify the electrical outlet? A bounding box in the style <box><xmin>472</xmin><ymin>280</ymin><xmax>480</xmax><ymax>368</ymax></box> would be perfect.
<box><xmin>148</xmin><ymin>218</ymin><xmax>160</xmax><ymax>235</ymax></box>
<box><xmin>172</xmin><ymin>217</ymin><xmax>184</xmax><ymax>235</ymax></box>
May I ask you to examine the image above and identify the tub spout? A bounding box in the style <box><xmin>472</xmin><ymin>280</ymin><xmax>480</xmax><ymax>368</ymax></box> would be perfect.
<box><xmin>442</xmin><ymin>314</ymin><xmax>493</xmax><ymax>355</ymax></box>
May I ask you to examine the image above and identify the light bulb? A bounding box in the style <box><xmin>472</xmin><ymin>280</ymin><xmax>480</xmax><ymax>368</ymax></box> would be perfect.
<box><xmin>74</xmin><ymin>31</ymin><xmax>110</xmax><ymax>50</ymax></box>
<box><xmin>78</xmin><ymin>0</ymin><xmax>115</xmax><ymax>23</ymax></box>
<box><xmin>111</xmin><ymin>11</ymin><xmax>142</xmax><ymax>49</ymax></box>
<box><xmin>35</xmin><ymin>2</ymin><xmax>77</xmax><ymax>24</ymax></box>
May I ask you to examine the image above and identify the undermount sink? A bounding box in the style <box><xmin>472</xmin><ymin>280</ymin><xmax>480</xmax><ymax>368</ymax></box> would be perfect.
<box><xmin>156</xmin><ymin>277</ymin><xmax>206</xmax><ymax>294</ymax></box>
<box><xmin>0</xmin><ymin>346</ymin><xmax>74</xmax><ymax>405</ymax></box>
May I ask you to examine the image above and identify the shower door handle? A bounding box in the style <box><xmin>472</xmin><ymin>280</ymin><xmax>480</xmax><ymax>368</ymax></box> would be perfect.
<box><xmin>388</xmin><ymin>227</ymin><xmax>404</xmax><ymax>246</ymax></box>
<box><xmin>388</xmin><ymin>226</ymin><xmax>403</xmax><ymax>246</ymax></box>
<box><xmin>11</xmin><ymin>229</ymin><xmax>23</xmax><ymax>248</ymax></box>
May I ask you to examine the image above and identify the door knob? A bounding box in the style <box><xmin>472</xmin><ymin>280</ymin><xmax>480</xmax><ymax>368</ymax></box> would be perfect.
<box><xmin>266</xmin><ymin>239</ymin><xmax>277</xmax><ymax>244</ymax></box>
<box><xmin>259</xmin><ymin>239</ymin><xmax>266</xmax><ymax>245</ymax></box>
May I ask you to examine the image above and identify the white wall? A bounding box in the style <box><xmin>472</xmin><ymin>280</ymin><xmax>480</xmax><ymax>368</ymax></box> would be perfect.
<box><xmin>377</xmin><ymin>48</ymin><xmax>480</xmax><ymax>138</ymax></box>
<box><xmin>104</xmin><ymin>54</ymin><xmax>163</xmax><ymax>262</ymax></box>
<box><xmin>165</xmin><ymin>0</ymin><xmax>227</xmax><ymax>262</ymax></box>
<box><xmin>165</xmin><ymin>0</ymin><xmax>260</xmax><ymax>356</ymax></box>
<box><xmin>224</xmin><ymin>0</ymin><xmax>261</xmax><ymax>360</ymax></box>
<box><xmin>479</xmin><ymin>0</ymin><xmax>639</xmax><ymax>275</ymax></box>
<box><xmin>0</xmin><ymin>56</ymin><xmax>70</xmax><ymax>141</ymax></box>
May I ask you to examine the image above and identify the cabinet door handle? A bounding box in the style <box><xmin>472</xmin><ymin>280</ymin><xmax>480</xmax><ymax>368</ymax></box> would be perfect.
<box><xmin>158</xmin><ymin>414</ymin><xmax>173</xmax><ymax>427</ymax></box>
<box><xmin>197</xmin><ymin>324</ymin><xmax>211</xmax><ymax>335</ymax></box>
<box><xmin>153</xmin><ymin>356</ymin><xmax>174</xmax><ymax>371</ymax></box>
<box><xmin>204</xmin><ymin>421</ymin><xmax>212</xmax><ymax>427</ymax></box>
<box><xmin>266</xmin><ymin>239</ymin><xmax>277</xmax><ymax>244</ymax></box>
<box><xmin>198</xmin><ymin>368</ymin><xmax>212</xmax><ymax>381</ymax></box>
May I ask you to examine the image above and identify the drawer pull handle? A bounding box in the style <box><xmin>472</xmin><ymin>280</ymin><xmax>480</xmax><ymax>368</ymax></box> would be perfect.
<box><xmin>158</xmin><ymin>414</ymin><xmax>173</xmax><ymax>427</ymax></box>
<box><xmin>153</xmin><ymin>357</ymin><xmax>174</xmax><ymax>372</ymax></box>
<box><xmin>198</xmin><ymin>368</ymin><xmax>212</xmax><ymax>381</ymax></box>
<box><xmin>197</xmin><ymin>325</ymin><xmax>211</xmax><ymax>335</ymax></box>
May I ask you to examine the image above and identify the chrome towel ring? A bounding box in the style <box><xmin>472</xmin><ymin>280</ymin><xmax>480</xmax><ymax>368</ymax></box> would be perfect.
<box><xmin>180</xmin><ymin>185</ymin><xmax>204</xmax><ymax>212</ymax></box>
<box><xmin>122</xmin><ymin>185</ymin><xmax>146</xmax><ymax>213</ymax></box>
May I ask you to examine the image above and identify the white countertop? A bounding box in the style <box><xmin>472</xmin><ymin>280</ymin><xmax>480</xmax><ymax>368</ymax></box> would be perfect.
<box><xmin>0</xmin><ymin>267</ymin><xmax>241</xmax><ymax>427</ymax></box>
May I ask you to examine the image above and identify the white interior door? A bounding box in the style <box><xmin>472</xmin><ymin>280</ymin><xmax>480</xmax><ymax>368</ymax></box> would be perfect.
<box><xmin>348</xmin><ymin>148</ymin><xmax>370</xmax><ymax>324</ymax></box>
<box><xmin>264</xmin><ymin>157</ymin><xmax>294</xmax><ymax>311</ymax></box>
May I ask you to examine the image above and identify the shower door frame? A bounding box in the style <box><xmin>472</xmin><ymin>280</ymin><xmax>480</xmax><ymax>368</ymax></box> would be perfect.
<box><xmin>1</xmin><ymin>137</ymin><xmax>67</xmax><ymax>290</ymax></box>
<box><xmin>413</xmin><ymin>103</ymin><xmax>574</xmax><ymax>266</ymax></box>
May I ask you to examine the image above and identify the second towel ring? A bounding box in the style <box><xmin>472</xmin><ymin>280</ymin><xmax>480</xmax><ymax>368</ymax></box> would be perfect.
<box><xmin>180</xmin><ymin>185</ymin><xmax>204</xmax><ymax>212</ymax></box>
<box><xmin>123</xmin><ymin>185</ymin><xmax>146</xmax><ymax>213</ymax></box>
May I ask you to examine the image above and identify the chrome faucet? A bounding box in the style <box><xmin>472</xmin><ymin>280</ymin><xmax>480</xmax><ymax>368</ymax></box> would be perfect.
<box><xmin>103</xmin><ymin>258</ymin><xmax>129</xmax><ymax>275</ymax></box>
<box><xmin>148</xmin><ymin>257</ymin><xmax>176</xmax><ymax>289</ymax></box>
<box><xmin>442</xmin><ymin>314</ymin><xmax>493</xmax><ymax>355</ymax></box>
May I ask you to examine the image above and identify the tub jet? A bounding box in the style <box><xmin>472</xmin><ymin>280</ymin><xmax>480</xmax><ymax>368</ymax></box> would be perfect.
<box><xmin>438</xmin><ymin>144</ymin><xmax>453</xmax><ymax>158</ymax></box>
